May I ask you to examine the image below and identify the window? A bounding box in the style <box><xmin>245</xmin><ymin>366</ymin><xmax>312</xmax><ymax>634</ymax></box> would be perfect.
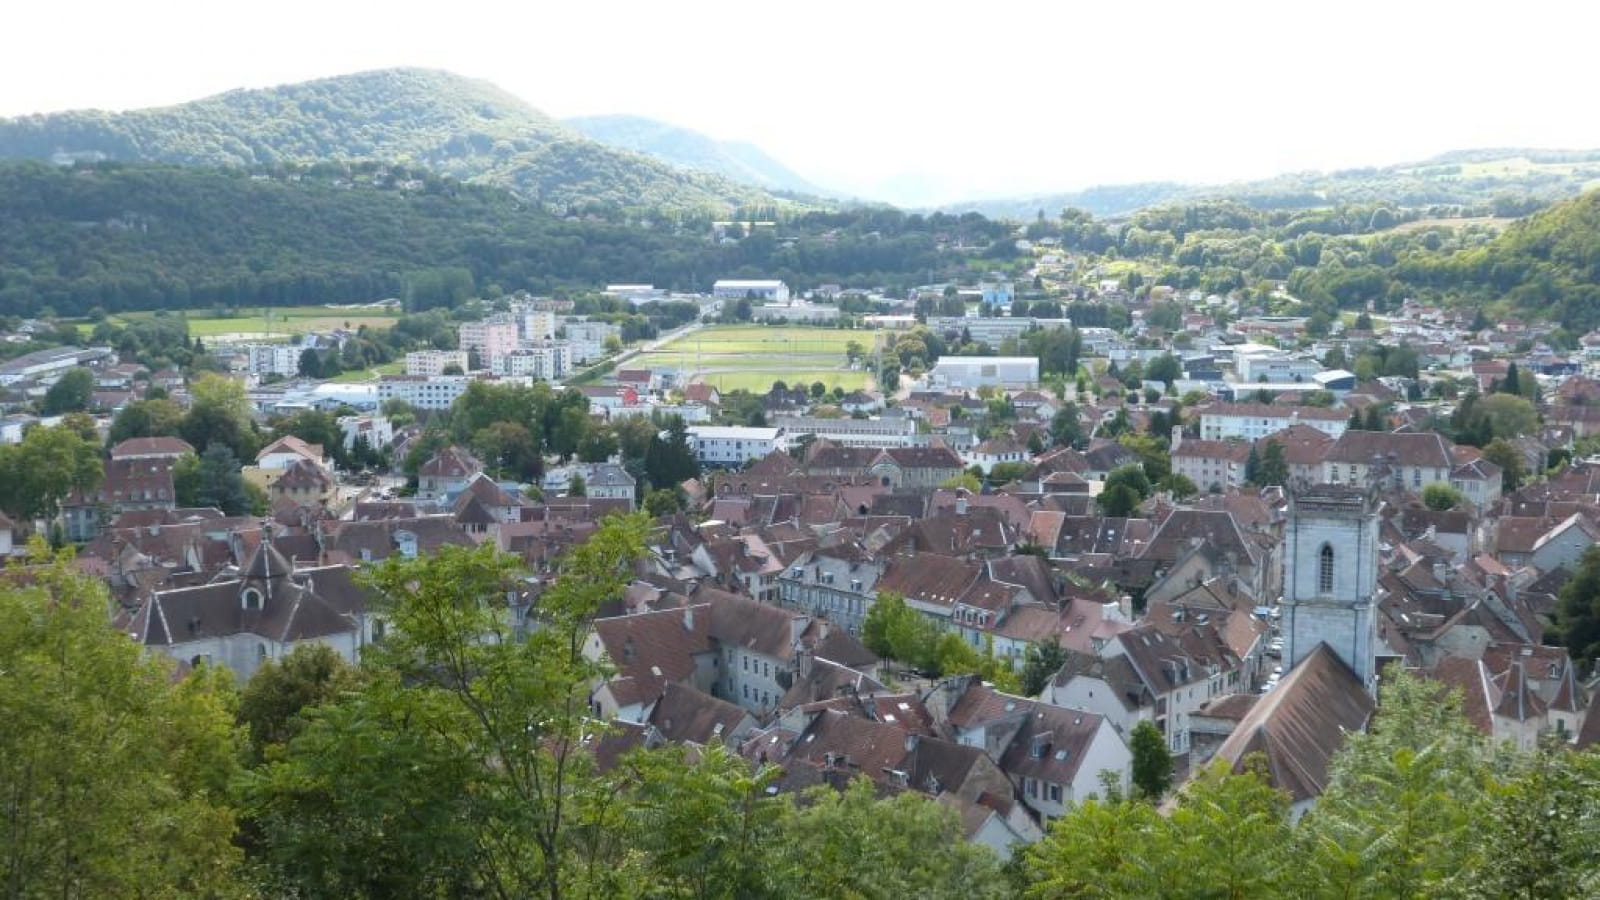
<box><xmin>742</xmin><ymin>655</ymin><xmax>748</xmax><ymax>672</ymax></box>
<box><xmin>242</xmin><ymin>588</ymin><xmax>263</xmax><ymax>610</ymax></box>
<box><xmin>1319</xmin><ymin>544</ymin><xmax>1335</xmax><ymax>594</ymax></box>
<box><xmin>1047</xmin><ymin>784</ymin><xmax>1063</xmax><ymax>803</ymax></box>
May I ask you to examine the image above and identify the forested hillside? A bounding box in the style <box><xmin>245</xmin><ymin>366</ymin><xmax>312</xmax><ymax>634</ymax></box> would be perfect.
<box><xmin>0</xmin><ymin>162</ymin><xmax>1009</xmax><ymax>316</ymax></box>
<box><xmin>566</xmin><ymin>114</ymin><xmax>827</xmax><ymax>196</ymax></box>
<box><xmin>951</xmin><ymin>149</ymin><xmax>1600</xmax><ymax>221</ymax></box>
<box><xmin>0</xmin><ymin>68</ymin><xmax>792</xmax><ymax>212</ymax></box>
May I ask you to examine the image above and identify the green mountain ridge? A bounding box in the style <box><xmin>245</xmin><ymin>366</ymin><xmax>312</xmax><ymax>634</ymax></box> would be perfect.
<box><xmin>0</xmin><ymin>68</ymin><xmax>796</xmax><ymax>212</ymax></box>
<box><xmin>0</xmin><ymin>161</ymin><xmax>1004</xmax><ymax>318</ymax></box>
<box><xmin>565</xmin><ymin>114</ymin><xmax>828</xmax><ymax>197</ymax></box>
<box><xmin>944</xmin><ymin>149</ymin><xmax>1600</xmax><ymax>221</ymax></box>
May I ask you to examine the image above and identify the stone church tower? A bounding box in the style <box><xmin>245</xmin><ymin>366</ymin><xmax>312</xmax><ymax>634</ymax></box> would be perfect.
<box><xmin>1281</xmin><ymin>485</ymin><xmax>1379</xmax><ymax>693</ymax></box>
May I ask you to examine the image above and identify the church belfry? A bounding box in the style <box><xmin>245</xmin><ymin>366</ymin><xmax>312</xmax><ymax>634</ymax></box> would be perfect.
<box><xmin>1282</xmin><ymin>485</ymin><xmax>1379</xmax><ymax>693</ymax></box>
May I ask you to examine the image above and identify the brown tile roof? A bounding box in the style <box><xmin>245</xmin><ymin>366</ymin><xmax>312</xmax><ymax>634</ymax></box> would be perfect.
<box><xmin>256</xmin><ymin>434</ymin><xmax>324</xmax><ymax>463</ymax></box>
<box><xmin>591</xmin><ymin>605</ymin><xmax>713</xmax><ymax>706</ymax></box>
<box><xmin>647</xmin><ymin>682</ymin><xmax>752</xmax><ymax>746</ymax></box>
<box><xmin>877</xmin><ymin>555</ymin><xmax>982</xmax><ymax>611</ymax></box>
<box><xmin>110</xmin><ymin>436</ymin><xmax>195</xmax><ymax>459</ymax></box>
<box><xmin>997</xmin><ymin>703</ymin><xmax>1112</xmax><ymax>787</ymax></box>
<box><xmin>1324</xmin><ymin>430</ymin><xmax>1453</xmax><ymax>468</ymax></box>
<box><xmin>1211</xmin><ymin>644</ymin><xmax>1374</xmax><ymax>803</ymax></box>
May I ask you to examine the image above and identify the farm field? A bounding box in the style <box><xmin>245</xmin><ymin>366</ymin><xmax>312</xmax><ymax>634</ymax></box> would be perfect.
<box><xmin>633</xmin><ymin>325</ymin><xmax>875</xmax><ymax>394</ymax></box>
<box><xmin>82</xmin><ymin>305</ymin><xmax>399</xmax><ymax>340</ymax></box>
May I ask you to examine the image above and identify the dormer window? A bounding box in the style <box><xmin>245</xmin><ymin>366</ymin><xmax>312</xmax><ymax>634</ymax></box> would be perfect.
<box><xmin>242</xmin><ymin>587</ymin><xmax>263</xmax><ymax>610</ymax></box>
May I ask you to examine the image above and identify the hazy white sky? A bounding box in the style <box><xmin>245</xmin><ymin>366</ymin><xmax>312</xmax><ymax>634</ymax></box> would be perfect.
<box><xmin>7</xmin><ymin>0</ymin><xmax>1599</xmax><ymax>205</ymax></box>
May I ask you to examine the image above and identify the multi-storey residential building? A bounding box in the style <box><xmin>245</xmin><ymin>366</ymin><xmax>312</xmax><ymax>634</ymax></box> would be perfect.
<box><xmin>928</xmin><ymin>316</ymin><xmax>1035</xmax><ymax>346</ymax></box>
<box><xmin>1171</xmin><ymin>433</ymin><xmax>1251</xmax><ymax>492</ymax></box>
<box><xmin>687</xmin><ymin>426</ymin><xmax>786</xmax><ymax>466</ymax></box>
<box><xmin>1234</xmin><ymin>347</ymin><xmax>1324</xmax><ymax>384</ymax></box>
<box><xmin>457</xmin><ymin>318</ymin><xmax>519</xmax><ymax>368</ymax></box>
<box><xmin>1199</xmin><ymin>403</ymin><xmax>1349</xmax><ymax>441</ymax></box>
<box><xmin>496</xmin><ymin>342</ymin><xmax>571</xmax><ymax>380</ymax></box>
<box><xmin>404</xmin><ymin>349</ymin><xmax>470</xmax><ymax>376</ymax></box>
<box><xmin>378</xmin><ymin>374</ymin><xmax>531</xmax><ymax>411</ymax></box>
<box><xmin>1322</xmin><ymin>430</ymin><xmax>1456</xmax><ymax>494</ymax></box>
<box><xmin>520</xmin><ymin>308</ymin><xmax>557</xmax><ymax>342</ymax></box>
<box><xmin>244</xmin><ymin>344</ymin><xmax>301</xmax><ymax>377</ymax></box>
<box><xmin>927</xmin><ymin>356</ymin><xmax>1039</xmax><ymax>390</ymax></box>
<box><xmin>562</xmin><ymin>319</ymin><xmax>621</xmax><ymax>363</ymax></box>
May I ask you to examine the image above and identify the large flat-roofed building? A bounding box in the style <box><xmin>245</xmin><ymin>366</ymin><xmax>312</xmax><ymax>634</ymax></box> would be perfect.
<box><xmin>928</xmin><ymin>316</ymin><xmax>1035</xmax><ymax>345</ymax></box>
<box><xmin>927</xmin><ymin>356</ymin><xmax>1039</xmax><ymax>390</ymax></box>
<box><xmin>605</xmin><ymin>284</ymin><xmax>667</xmax><ymax>304</ymax></box>
<box><xmin>0</xmin><ymin>347</ymin><xmax>113</xmax><ymax>385</ymax></box>
<box><xmin>687</xmin><ymin>425</ymin><xmax>786</xmax><ymax>466</ymax></box>
<box><xmin>405</xmin><ymin>350</ymin><xmax>470</xmax><ymax>377</ymax></box>
<box><xmin>378</xmin><ymin>374</ymin><xmax>531</xmax><ymax>411</ymax></box>
<box><xmin>1199</xmin><ymin>403</ymin><xmax>1349</xmax><ymax>441</ymax></box>
<box><xmin>772</xmin><ymin>414</ymin><xmax>920</xmax><ymax>448</ymax></box>
<box><xmin>713</xmin><ymin>279</ymin><xmax>790</xmax><ymax>304</ymax></box>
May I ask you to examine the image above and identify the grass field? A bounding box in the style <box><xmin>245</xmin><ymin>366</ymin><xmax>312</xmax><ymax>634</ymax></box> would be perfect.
<box><xmin>634</xmin><ymin>325</ymin><xmax>873</xmax><ymax>393</ymax></box>
<box><xmin>83</xmin><ymin>305</ymin><xmax>399</xmax><ymax>340</ymax></box>
<box><xmin>327</xmin><ymin>360</ymin><xmax>404</xmax><ymax>383</ymax></box>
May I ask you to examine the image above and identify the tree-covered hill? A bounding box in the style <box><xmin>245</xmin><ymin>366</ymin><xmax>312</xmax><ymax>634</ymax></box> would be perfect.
<box><xmin>0</xmin><ymin>68</ymin><xmax>795</xmax><ymax>213</ymax></box>
<box><xmin>565</xmin><ymin>114</ymin><xmax>828</xmax><ymax>197</ymax></box>
<box><xmin>0</xmin><ymin>162</ymin><xmax>1008</xmax><ymax>317</ymax></box>
<box><xmin>948</xmin><ymin>149</ymin><xmax>1600</xmax><ymax>221</ymax></box>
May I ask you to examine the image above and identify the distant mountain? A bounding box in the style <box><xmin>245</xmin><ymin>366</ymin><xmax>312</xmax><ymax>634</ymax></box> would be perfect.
<box><xmin>943</xmin><ymin>182</ymin><xmax>1191</xmax><ymax>220</ymax></box>
<box><xmin>0</xmin><ymin>68</ymin><xmax>796</xmax><ymax>212</ymax></box>
<box><xmin>944</xmin><ymin>149</ymin><xmax>1600</xmax><ymax>220</ymax></box>
<box><xmin>565</xmin><ymin>114</ymin><xmax>826</xmax><ymax>197</ymax></box>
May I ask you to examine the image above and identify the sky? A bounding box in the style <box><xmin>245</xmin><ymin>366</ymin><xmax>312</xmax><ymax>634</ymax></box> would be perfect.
<box><xmin>6</xmin><ymin>0</ymin><xmax>1599</xmax><ymax>207</ymax></box>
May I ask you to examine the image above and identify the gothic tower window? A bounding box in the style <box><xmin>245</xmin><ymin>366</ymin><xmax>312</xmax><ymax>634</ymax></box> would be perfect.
<box><xmin>1318</xmin><ymin>544</ymin><xmax>1335</xmax><ymax>595</ymax></box>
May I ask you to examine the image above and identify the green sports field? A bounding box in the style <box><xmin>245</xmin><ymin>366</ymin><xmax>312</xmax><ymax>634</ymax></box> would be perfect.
<box><xmin>633</xmin><ymin>325</ymin><xmax>875</xmax><ymax>393</ymax></box>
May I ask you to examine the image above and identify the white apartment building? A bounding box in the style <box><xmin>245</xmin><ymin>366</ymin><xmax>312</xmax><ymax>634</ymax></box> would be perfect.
<box><xmin>404</xmin><ymin>350</ymin><xmax>470</xmax><ymax>377</ymax></box>
<box><xmin>771</xmin><ymin>414</ymin><xmax>920</xmax><ymax>448</ymax></box>
<box><xmin>377</xmin><ymin>374</ymin><xmax>531</xmax><ymax>411</ymax></box>
<box><xmin>751</xmin><ymin>301</ymin><xmax>839</xmax><ymax>323</ymax></box>
<box><xmin>562</xmin><ymin>319</ymin><xmax>622</xmax><ymax>363</ymax></box>
<box><xmin>687</xmin><ymin>426</ymin><xmax>785</xmax><ymax>466</ymax></box>
<box><xmin>520</xmin><ymin>309</ymin><xmax>557</xmax><ymax>342</ymax></box>
<box><xmin>496</xmin><ymin>343</ymin><xmax>571</xmax><ymax>381</ymax></box>
<box><xmin>458</xmin><ymin>319</ymin><xmax>519</xmax><ymax>368</ymax></box>
<box><xmin>245</xmin><ymin>344</ymin><xmax>301</xmax><ymax>378</ymax></box>
<box><xmin>1198</xmin><ymin>404</ymin><xmax>1349</xmax><ymax>441</ymax></box>
<box><xmin>1234</xmin><ymin>348</ymin><xmax>1324</xmax><ymax>384</ymax></box>
<box><xmin>929</xmin><ymin>316</ymin><xmax>1035</xmax><ymax>345</ymax></box>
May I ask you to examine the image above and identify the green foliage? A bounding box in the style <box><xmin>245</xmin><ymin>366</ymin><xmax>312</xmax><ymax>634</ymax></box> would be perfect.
<box><xmin>1422</xmin><ymin>482</ymin><xmax>1466</xmax><ymax>510</ymax></box>
<box><xmin>237</xmin><ymin>642</ymin><xmax>361</xmax><ymax>762</ymax></box>
<box><xmin>108</xmin><ymin>396</ymin><xmax>186</xmax><ymax>445</ymax></box>
<box><xmin>988</xmin><ymin>461</ymin><xmax>1032</xmax><ymax>485</ymax></box>
<box><xmin>1482</xmin><ymin>437</ymin><xmax>1527</xmax><ymax>491</ymax></box>
<box><xmin>1129</xmin><ymin>720</ymin><xmax>1173</xmax><ymax>800</ymax></box>
<box><xmin>180</xmin><ymin>373</ymin><xmax>259</xmax><ymax>461</ymax></box>
<box><xmin>40</xmin><ymin>366</ymin><xmax>94</xmax><ymax>414</ymax></box>
<box><xmin>941</xmin><ymin>472</ymin><xmax>982</xmax><ymax>493</ymax></box>
<box><xmin>0</xmin><ymin>422</ymin><xmax>103</xmax><ymax>523</ymax></box>
<box><xmin>196</xmin><ymin>442</ymin><xmax>250</xmax><ymax>515</ymax></box>
<box><xmin>1050</xmin><ymin>403</ymin><xmax>1084</xmax><ymax>448</ymax></box>
<box><xmin>862</xmin><ymin>592</ymin><xmax>940</xmax><ymax>673</ymax></box>
<box><xmin>1099</xmin><ymin>464</ymin><xmax>1152</xmax><ymax>517</ymax></box>
<box><xmin>1553</xmin><ymin>546</ymin><xmax>1600</xmax><ymax>669</ymax></box>
<box><xmin>0</xmin><ymin>545</ymin><xmax>245</xmax><ymax>896</ymax></box>
<box><xmin>1247</xmin><ymin>440</ymin><xmax>1289</xmax><ymax>488</ymax></box>
<box><xmin>0</xmin><ymin>162</ymin><xmax>1006</xmax><ymax>318</ymax></box>
<box><xmin>1020</xmin><ymin>637</ymin><xmax>1068</xmax><ymax>696</ymax></box>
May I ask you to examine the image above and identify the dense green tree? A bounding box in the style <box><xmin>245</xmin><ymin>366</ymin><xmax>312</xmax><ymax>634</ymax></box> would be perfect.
<box><xmin>40</xmin><ymin>366</ymin><xmax>94</xmax><ymax>415</ymax></box>
<box><xmin>1478</xmin><ymin>392</ymin><xmax>1539</xmax><ymax>439</ymax></box>
<box><xmin>1096</xmin><ymin>482</ymin><xmax>1143</xmax><ymax>518</ymax></box>
<box><xmin>237</xmin><ymin>642</ymin><xmax>361</xmax><ymax>762</ymax></box>
<box><xmin>644</xmin><ymin>416</ymin><xmax>699</xmax><ymax>491</ymax></box>
<box><xmin>0</xmin><ymin>422</ymin><xmax>102</xmax><ymax>524</ymax></box>
<box><xmin>196</xmin><ymin>442</ymin><xmax>250</xmax><ymax>515</ymax></box>
<box><xmin>0</xmin><ymin>546</ymin><xmax>245</xmax><ymax>897</ymax></box>
<box><xmin>1482</xmin><ymin>437</ymin><xmax>1527</xmax><ymax>492</ymax></box>
<box><xmin>1050</xmin><ymin>403</ymin><xmax>1084</xmax><ymax>448</ymax></box>
<box><xmin>181</xmin><ymin>373</ymin><xmax>259</xmax><ymax>461</ymax></box>
<box><xmin>108</xmin><ymin>396</ymin><xmax>186</xmax><ymax>445</ymax></box>
<box><xmin>243</xmin><ymin>515</ymin><xmax>653</xmax><ymax>898</ymax></box>
<box><xmin>1129</xmin><ymin>720</ymin><xmax>1173</xmax><ymax>800</ymax></box>
<box><xmin>1553</xmin><ymin>546</ymin><xmax>1600</xmax><ymax>670</ymax></box>
<box><xmin>1020</xmin><ymin>637</ymin><xmax>1068</xmax><ymax>696</ymax></box>
<box><xmin>1422</xmin><ymin>482</ymin><xmax>1465</xmax><ymax>510</ymax></box>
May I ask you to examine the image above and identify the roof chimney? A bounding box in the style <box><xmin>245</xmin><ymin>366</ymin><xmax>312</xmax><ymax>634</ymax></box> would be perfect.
<box><xmin>956</xmin><ymin>492</ymin><xmax>969</xmax><ymax>516</ymax></box>
<box><xmin>683</xmin><ymin>605</ymin><xmax>696</xmax><ymax>632</ymax></box>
